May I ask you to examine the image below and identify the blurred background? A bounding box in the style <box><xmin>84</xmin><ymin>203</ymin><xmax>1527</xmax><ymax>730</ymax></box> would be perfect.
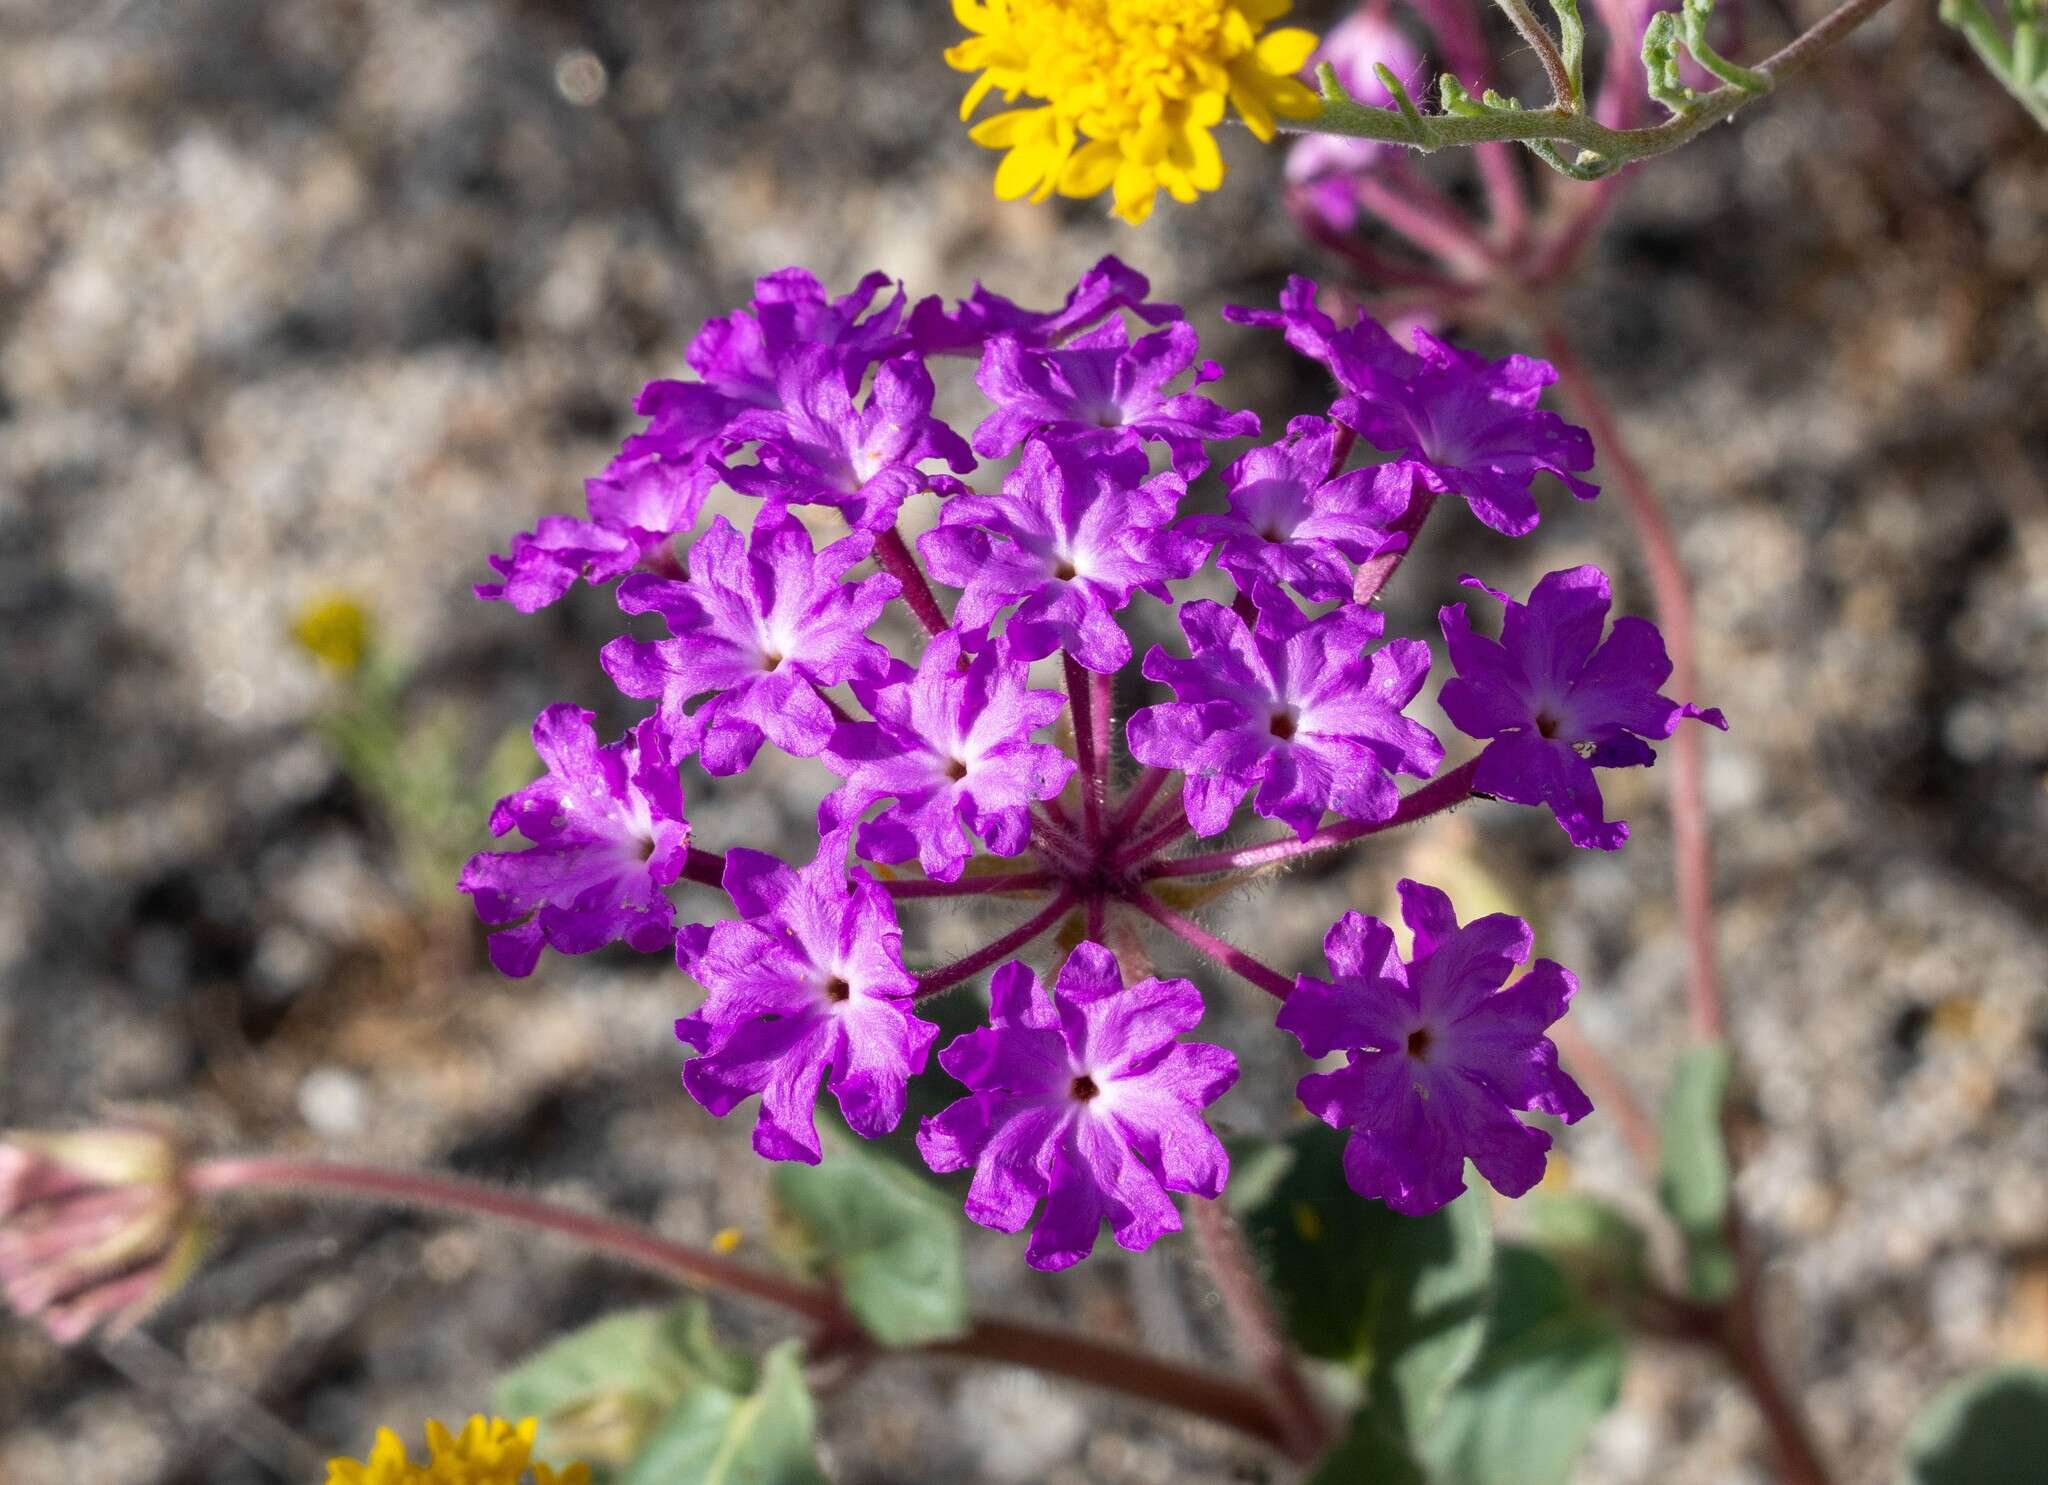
<box><xmin>2</xmin><ymin>1</ymin><xmax>2045</xmax><ymax>1481</ymax></box>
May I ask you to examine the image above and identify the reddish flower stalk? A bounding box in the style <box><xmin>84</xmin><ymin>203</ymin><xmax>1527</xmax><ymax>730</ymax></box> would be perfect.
<box><xmin>916</xmin><ymin>890</ymin><xmax>1077</xmax><ymax>996</ymax></box>
<box><xmin>188</xmin><ymin>1156</ymin><xmax>1311</xmax><ymax>1459</ymax></box>
<box><xmin>1125</xmin><ymin>890</ymin><xmax>1297</xmax><ymax>1001</ymax></box>
<box><xmin>875</xmin><ymin>526</ymin><xmax>952</xmax><ymax>637</ymax></box>
<box><xmin>1143</xmin><ymin>758</ymin><xmax>1481</xmax><ymax>881</ymax></box>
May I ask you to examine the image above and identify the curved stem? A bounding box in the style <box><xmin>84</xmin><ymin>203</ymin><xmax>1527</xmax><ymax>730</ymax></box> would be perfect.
<box><xmin>875</xmin><ymin>527</ymin><xmax>950</xmax><ymax>637</ymax></box>
<box><xmin>1493</xmin><ymin>0</ymin><xmax>1579</xmax><ymax>107</ymax></box>
<box><xmin>1353</xmin><ymin>169</ymin><xmax>1497</xmax><ymax>276</ymax></box>
<box><xmin>916</xmin><ymin>890</ymin><xmax>1076</xmax><ymax>996</ymax></box>
<box><xmin>1125</xmin><ymin>891</ymin><xmax>1296</xmax><ymax>1001</ymax></box>
<box><xmin>883</xmin><ymin>871</ymin><xmax>1054</xmax><ymax>900</ymax></box>
<box><xmin>1142</xmin><ymin>759</ymin><xmax>1480</xmax><ymax>881</ymax></box>
<box><xmin>1536</xmin><ymin>322</ymin><xmax>1723</xmax><ymax>1042</ymax></box>
<box><xmin>189</xmin><ymin>1157</ymin><xmax>1305</xmax><ymax>1459</ymax></box>
<box><xmin>1549</xmin><ymin>1020</ymin><xmax>1660</xmax><ymax>1169</ymax></box>
<box><xmin>1297</xmin><ymin>0</ymin><xmax>1900</xmax><ymax>172</ymax></box>
<box><xmin>190</xmin><ymin>1157</ymin><xmax>840</xmax><ymax>1321</ymax></box>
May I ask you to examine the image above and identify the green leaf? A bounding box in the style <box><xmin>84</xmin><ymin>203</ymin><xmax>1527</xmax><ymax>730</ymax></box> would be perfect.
<box><xmin>770</xmin><ymin>1131</ymin><xmax>968</xmax><ymax>1347</ymax></box>
<box><xmin>494</xmin><ymin>1301</ymin><xmax>754</xmax><ymax>1470</ymax></box>
<box><xmin>1903</xmin><ymin>1365</ymin><xmax>2048</xmax><ymax>1485</ymax></box>
<box><xmin>1656</xmin><ymin>1045</ymin><xmax>1738</xmax><ymax>1303</ymax></box>
<box><xmin>1422</xmin><ymin>1246</ymin><xmax>1626</xmax><ymax>1485</ymax></box>
<box><xmin>1521</xmin><ymin>1191</ymin><xmax>1650</xmax><ymax>1303</ymax></box>
<box><xmin>621</xmin><ymin>1342</ymin><xmax>828</xmax><ymax>1485</ymax></box>
<box><xmin>1305</xmin><ymin>1407</ymin><xmax>1428</xmax><ymax>1485</ymax></box>
<box><xmin>1234</xmin><ymin>1126</ymin><xmax>1494</xmax><ymax>1434</ymax></box>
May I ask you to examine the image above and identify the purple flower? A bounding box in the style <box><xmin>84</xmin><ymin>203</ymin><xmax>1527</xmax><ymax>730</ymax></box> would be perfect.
<box><xmin>675</xmin><ymin>833</ymin><xmax>935</xmax><ymax>1164</ymax></box>
<box><xmin>820</xmin><ymin>628</ymin><xmax>1075</xmax><ymax>881</ymax></box>
<box><xmin>972</xmin><ymin>318</ymin><xmax>1259</xmax><ymax>479</ymax></box>
<box><xmin>459</xmin><ymin>707</ymin><xmax>689</xmax><ymax>977</ymax></box>
<box><xmin>1279</xmin><ymin>880</ymin><xmax>1592</xmax><ymax>1216</ymax></box>
<box><xmin>1439</xmin><ymin>566</ymin><xmax>1727</xmax><ymax>850</ymax></box>
<box><xmin>1127</xmin><ymin>590</ymin><xmax>1443</xmax><ymax>839</ymax></box>
<box><xmin>674</xmin><ymin>267</ymin><xmax>909</xmax><ymax>410</ymax></box>
<box><xmin>1225</xmin><ymin>274</ymin><xmax>1414</xmax><ymax>398</ymax></box>
<box><xmin>919</xmin><ymin>439</ymin><xmax>1203</xmax><ymax>673</ymax></box>
<box><xmin>917</xmin><ymin>942</ymin><xmax>1238</xmax><ymax>1272</ymax></box>
<box><xmin>475</xmin><ymin>447</ymin><xmax>715</xmax><ymax>613</ymax></box>
<box><xmin>479</xmin><ymin>269</ymin><xmax>907</xmax><ymax>610</ymax></box>
<box><xmin>907</xmin><ymin>255</ymin><xmax>1182</xmax><ymax>359</ymax></box>
<box><xmin>720</xmin><ymin>347</ymin><xmax>975</xmax><ymax>532</ymax></box>
<box><xmin>1179</xmin><ymin>416</ymin><xmax>1414</xmax><ymax>603</ymax></box>
<box><xmin>601</xmin><ymin>513</ymin><xmax>899</xmax><ymax>776</ymax></box>
<box><xmin>1332</xmin><ymin>331</ymin><xmax>1598</xmax><ymax>537</ymax></box>
<box><xmin>1286</xmin><ymin>11</ymin><xmax>1430</xmax><ymax>230</ymax></box>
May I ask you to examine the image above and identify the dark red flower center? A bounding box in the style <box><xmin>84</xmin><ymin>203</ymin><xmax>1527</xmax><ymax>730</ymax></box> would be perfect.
<box><xmin>1069</xmin><ymin>1073</ymin><xmax>1099</xmax><ymax>1102</ymax></box>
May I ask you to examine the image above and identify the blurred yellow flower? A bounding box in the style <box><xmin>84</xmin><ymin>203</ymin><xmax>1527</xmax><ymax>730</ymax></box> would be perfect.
<box><xmin>290</xmin><ymin>593</ymin><xmax>373</xmax><ymax>674</ymax></box>
<box><xmin>326</xmin><ymin>1416</ymin><xmax>589</xmax><ymax>1485</ymax></box>
<box><xmin>947</xmin><ymin>0</ymin><xmax>1320</xmax><ymax>225</ymax></box>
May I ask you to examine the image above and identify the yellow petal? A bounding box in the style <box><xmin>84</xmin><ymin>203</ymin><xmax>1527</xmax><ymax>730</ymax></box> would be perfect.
<box><xmin>1059</xmin><ymin>139</ymin><xmax>1122</xmax><ymax>198</ymax></box>
<box><xmin>969</xmin><ymin>107</ymin><xmax>1041</xmax><ymax>148</ymax></box>
<box><xmin>994</xmin><ymin>142</ymin><xmax>1049</xmax><ymax>200</ymax></box>
<box><xmin>1112</xmin><ymin>159</ymin><xmax>1160</xmax><ymax>225</ymax></box>
<box><xmin>1232</xmin><ymin>74</ymin><xmax>1277</xmax><ymax>140</ymax></box>
<box><xmin>1255</xmin><ymin>27</ymin><xmax>1320</xmax><ymax>76</ymax></box>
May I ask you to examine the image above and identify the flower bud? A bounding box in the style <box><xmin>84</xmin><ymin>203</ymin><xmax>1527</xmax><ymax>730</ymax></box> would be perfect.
<box><xmin>0</xmin><ymin>1128</ymin><xmax>204</xmax><ymax>1344</ymax></box>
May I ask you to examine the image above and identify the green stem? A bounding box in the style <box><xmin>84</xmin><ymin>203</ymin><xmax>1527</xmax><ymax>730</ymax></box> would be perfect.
<box><xmin>1295</xmin><ymin>0</ymin><xmax>1901</xmax><ymax>174</ymax></box>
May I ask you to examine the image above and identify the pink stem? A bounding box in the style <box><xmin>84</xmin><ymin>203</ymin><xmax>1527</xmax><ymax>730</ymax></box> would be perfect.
<box><xmin>1352</xmin><ymin>486</ymin><xmax>1440</xmax><ymax>605</ymax></box>
<box><xmin>1537</xmin><ymin>322</ymin><xmax>1723</xmax><ymax>1042</ymax></box>
<box><xmin>1324</xmin><ymin>424</ymin><xmax>1358</xmax><ymax>480</ymax></box>
<box><xmin>916</xmin><ymin>891</ymin><xmax>1077</xmax><ymax>996</ymax></box>
<box><xmin>681</xmin><ymin>846</ymin><xmax>728</xmax><ymax>891</ymax></box>
<box><xmin>189</xmin><ymin>1157</ymin><xmax>1305</xmax><ymax>1458</ymax></box>
<box><xmin>1288</xmin><ymin>187</ymin><xmax>1472</xmax><ymax>295</ymax></box>
<box><xmin>883</xmin><ymin>871</ymin><xmax>1054</xmax><ymax>900</ymax></box>
<box><xmin>1142</xmin><ymin>758</ymin><xmax>1481</xmax><ymax>880</ymax></box>
<box><xmin>1114</xmin><ymin>766</ymin><xmax>1172</xmax><ymax>832</ymax></box>
<box><xmin>875</xmin><ymin>527</ymin><xmax>949</xmax><ymax>638</ymax></box>
<box><xmin>1354</xmin><ymin>173</ymin><xmax>1497</xmax><ymax>279</ymax></box>
<box><xmin>190</xmin><ymin>1157</ymin><xmax>840</xmax><ymax>1321</ymax></box>
<box><xmin>1064</xmin><ymin>652</ymin><xmax>1104</xmax><ymax>839</ymax></box>
<box><xmin>1125</xmin><ymin>891</ymin><xmax>1296</xmax><ymax>1001</ymax></box>
<box><xmin>1186</xmin><ymin>1197</ymin><xmax>1333</xmax><ymax>1460</ymax></box>
<box><xmin>1116</xmin><ymin>801</ymin><xmax>1192</xmax><ymax>866</ymax></box>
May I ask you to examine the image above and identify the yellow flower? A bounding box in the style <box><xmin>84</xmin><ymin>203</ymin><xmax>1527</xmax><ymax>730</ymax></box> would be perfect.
<box><xmin>290</xmin><ymin>593</ymin><xmax>373</xmax><ymax>674</ymax></box>
<box><xmin>326</xmin><ymin>1416</ymin><xmax>590</xmax><ymax>1485</ymax></box>
<box><xmin>947</xmin><ymin>0</ymin><xmax>1320</xmax><ymax>225</ymax></box>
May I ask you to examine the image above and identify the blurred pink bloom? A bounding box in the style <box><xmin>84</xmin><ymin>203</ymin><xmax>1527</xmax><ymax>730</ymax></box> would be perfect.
<box><xmin>1286</xmin><ymin>6</ymin><xmax>1430</xmax><ymax>230</ymax></box>
<box><xmin>0</xmin><ymin>1128</ymin><xmax>202</xmax><ymax>1344</ymax></box>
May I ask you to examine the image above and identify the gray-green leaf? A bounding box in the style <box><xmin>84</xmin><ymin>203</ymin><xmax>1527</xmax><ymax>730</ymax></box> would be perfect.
<box><xmin>622</xmin><ymin>1342</ymin><xmax>828</xmax><ymax>1485</ymax></box>
<box><xmin>1656</xmin><ymin>1044</ymin><xmax>1738</xmax><ymax>1303</ymax></box>
<box><xmin>1422</xmin><ymin>1246</ymin><xmax>1626</xmax><ymax>1485</ymax></box>
<box><xmin>770</xmin><ymin>1132</ymin><xmax>968</xmax><ymax>1347</ymax></box>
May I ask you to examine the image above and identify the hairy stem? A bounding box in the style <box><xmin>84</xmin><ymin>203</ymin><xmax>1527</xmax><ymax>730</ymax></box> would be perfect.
<box><xmin>1352</xmin><ymin>487</ymin><xmax>1440</xmax><ymax>605</ymax></box>
<box><xmin>1186</xmin><ymin>1197</ymin><xmax>1333</xmax><ymax>1459</ymax></box>
<box><xmin>916</xmin><ymin>890</ymin><xmax>1076</xmax><ymax>995</ymax></box>
<box><xmin>1493</xmin><ymin>0</ymin><xmax>1580</xmax><ymax>106</ymax></box>
<box><xmin>1125</xmin><ymin>891</ymin><xmax>1297</xmax><ymax>1001</ymax></box>
<box><xmin>190</xmin><ymin>1158</ymin><xmax>1307</xmax><ymax>1458</ymax></box>
<box><xmin>1297</xmin><ymin>0</ymin><xmax>1900</xmax><ymax>174</ymax></box>
<box><xmin>1536</xmin><ymin>321</ymin><xmax>1723</xmax><ymax>1042</ymax></box>
<box><xmin>1143</xmin><ymin>758</ymin><xmax>1480</xmax><ymax>881</ymax></box>
<box><xmin>883</xmin><ymin>871</ymin><xmax>1054</xmax><ymax>900</ymax></box>
<box><xmin>1065</xmin><ymin>652</ymin><xmax>1105</xmax><ymax>839</ymax></box>
<box><xmin>1114</xmin><ymin>765</ymin><xmax>1172</xmax><ymax>832</ymax></box>
<box><xmin>875</xmin><ymin>527</ymin><xmax>950</xmax><ymax>637</ymax></box>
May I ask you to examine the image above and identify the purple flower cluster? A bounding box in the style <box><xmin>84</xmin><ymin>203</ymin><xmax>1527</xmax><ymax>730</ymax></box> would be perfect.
<box><xmin>464</xmin><ymin>264</ymin><xmax>1724</xmax><ymax>1266</ymax></box>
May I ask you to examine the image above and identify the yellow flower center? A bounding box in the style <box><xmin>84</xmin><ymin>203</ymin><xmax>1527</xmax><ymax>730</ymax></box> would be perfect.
<box><xmin>947</xmin><ymin>0</ymin><xmax>1319</xmax><ymax>224</ymax></box>
<box><xmin>325</xmin><ymin>1416</ymin><xmax>590</xmax><ymax>1485</ymax></box>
